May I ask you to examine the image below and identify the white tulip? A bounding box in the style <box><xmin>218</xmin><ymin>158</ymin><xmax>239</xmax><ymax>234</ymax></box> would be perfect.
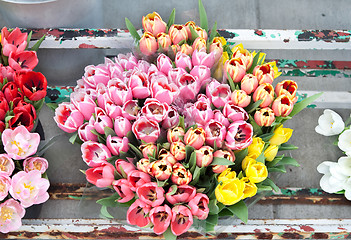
<box><xmin>344</xmin><ymin>178</ymin><xmax>351</xmax><ymax>200</ymax></box>
<box><xmin>338</xmin><ymin>129</ymin><xmax>351</xmax><ymax>157</ymax></box>
<box><xmin>315</xmin><ymin>109</ymin><xmax>344</xmax><ymax>136</ymax></box>
<box><xmin>337</xmin><ymin>156</ymin><xmax>351</xmax><ymax>176</ymax></box>
<box><xmin>317</xmin><ymin>161</ymin><xmax>349</xmax><ymax>194</ymax></box>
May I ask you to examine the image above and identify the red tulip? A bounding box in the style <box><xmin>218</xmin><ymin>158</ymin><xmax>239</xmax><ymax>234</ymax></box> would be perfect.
<box><xmin>15</xmin><ymin>71</ymin><xmax>47</xmax><ymax>101</ymax></box>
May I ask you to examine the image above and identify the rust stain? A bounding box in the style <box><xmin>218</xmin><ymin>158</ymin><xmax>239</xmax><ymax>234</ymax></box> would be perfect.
<box><xmin>312</xmin><ymin>233</ymin><xmax>329</xmax><ymax>239</ymax></box>
<box><xmin>338</xmin><ymin>227</ymin><xmax>347</xmax><ymax>231</ymax></box>
<box><xmin>283</xmin><ymin>39</ymin><xmax>290</xmax><ymax>43</ymax></box>
<box><xmin>299</xmin><ymin>225</ymin><xmax>315</xmax><ymax>232</ymax></box>
<box><xmin>79</xmin><ymin>44</ymin><xmax>98</xmax><ymax>49</ymax></box>
<box><xmin>281</xmin><ymin>232</ymin><xmax>303</xmax><ymax>239</ymax></box>
<box><xmin>283</xmin><ymin>226</ymin><xmax>299</xmax><ymax>232</ymax></box>
<box><xmin>256</xmin><ymin>233</ymin><xmax>273</xmax><ymax>239</ymax></box>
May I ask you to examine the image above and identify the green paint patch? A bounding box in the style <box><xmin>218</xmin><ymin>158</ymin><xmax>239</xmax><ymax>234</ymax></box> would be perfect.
<box><xmin>280</xmin><ymin>188</ymin><xmax>296</xmax><ymax>196</ymax></box>
<box><xmin>277</xmin><ymin>59</ymin><xmax>298</xmax><ymax>68</ymax></box>
<box><xmin>270</xmin><ymin>34</ymin><xmax>276</xmax><ymax>38</ymax></box>
<box><xmin>309</xmin><ymin>188</ymin><xmax>322</xmax><ymax>195</ymax></box>
<box><xmin>307</xmin><ymin>104</ymin><xmax>317</xmax><ymax>109</ymax></box>
<box><xmin>45</xmin><ymin>87</ymin><xmax>73</xmax><ymax>104</ymax></box>
<box><xmin>294</xmin><ymin>30</ymin><xmax>304</xmax><ymax>36</ymax></box>
<box><xmin>282</xmin><ymin>69</ymin><xmax>351</xmax><ymax>78</ymax></box>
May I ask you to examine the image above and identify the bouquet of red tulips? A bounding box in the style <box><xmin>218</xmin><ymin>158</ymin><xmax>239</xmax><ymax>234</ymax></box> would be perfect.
<box><xmin>0</xmin><ymin>27</ymin><xmax>50</xmax><ymax>233</ymax></box>
<box><xmin>54</xmin><ymin>1</ymin><xmax>321</xmax><ymax>238</ymax></box>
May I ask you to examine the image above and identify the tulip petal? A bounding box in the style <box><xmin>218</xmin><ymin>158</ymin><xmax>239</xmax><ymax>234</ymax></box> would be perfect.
<box><xmin>317</xmin><ymin>161</ymin><xmax>335</xmax><ymax>174</ymax></box>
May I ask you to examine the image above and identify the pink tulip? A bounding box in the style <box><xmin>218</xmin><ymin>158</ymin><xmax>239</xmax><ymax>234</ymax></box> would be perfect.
<box><xmin>113</xmin><ymin>116</ymin><xmax>132</xmax><ymax>137</ymax></box>
<box><xmin>175</xmin><ymin>52</ymin><xmax>192</xmax><ymax>70</ymax></box>
<box><xmin>137</xmin><ymin>60</ymin><xmax>151</xmax><ymax>73</ymax></box>
<box><xmin>81</xmin><ymin>141</ymin><xmax>111</xmax><ymax>167</ymax></box>
<box><xmin>127</xmin><ymin>170</ymin><xmax>151</xmax><ymax>191</ymax></box>
<box><xmin>190</xmin><ymin>65</ymin><xmax>211</xmax><ymax>86</ymax></box>
<box><xmin>157</xmin><ymin>33</ymin><xmax>172</xmax><ymax>50</ymax></box>
<box><xmin>252</xmin><ymin>83</ymin><xmax>274</xmax><ymax>108</ymax></box>
<box><xmin>223</xmin><ymin>103</ymin><xmax>249</xmax><ymax>122</ymax></box>
<box><xmin>157</xmin><ymin>54</ymin><xmax>173</xmax><ymax>75</ymax></box>
<box><xmin>231</xmin><ymin>90</ymin><xmax>251</xmax><ymax>108</ymax></box>
<box><xmin>0</xmin><ymin>199</ymin><xmax>25</xmax><ymax>233</ymax></box>
<box><xmin>188</xmin><ymin>193</ymin><xmax>210</xmax><ymax>220</ymax></box>
<box><xmin>213</xmin><ymin>110</ymin><xmax>230</xmax><ymax>128</ymax></box>
<box><xmin>275</xmin><ymin>80</ymin><xmax>298</xmax><ymax>103</ymax></box>
<box><xmin>94</xmin><ymin>114</ymin><xmax>113</xmax><ymax>135</ymax></box>
<box><xmin>224</xmin><ymin>58</ymin><xmax>246</xmax><ymax>83</ymax></box>
<box><xmin>204</xmin><ymin>120</ymin><xmax>227</xmax><ymax>148</ymax></box>
<box><xmin>167</xmin><ymin>67</ymin><xmax>186</xmax><ymax>84</ymax></box>
<box><xmin>78</xmin><ymin>123</ymin><xmax>98</xmax><ymax>142</ymax></box>
<box><xmin>122</xmin><ymin>100</ymin><xmax>140</xmax><ymax>121</ymax></box>
<box><xmin>136</xmin><ymin>158</ymin><xmax>151</xmax><ymax>173</ymax></box>
<box><xmin>272</xmin><ymin>95</ymin><xmax>294</xmax><ymax>117</ymax></box>
<box><xmin>166</xmin><ymin>185</ymin><xmax>196</xmax><ymax>205</ymax></box>
<box><xmin>253</xmin><ymin>63</ymin><xmax>274</xmax><ymax>84</ymax></box>
<box><xmin>0</xmin><ymin>173</ymin><xmax>11</xmax><ymax>201</ymax></box>
<box><xmin>8</xmin><ymin>50</ymin><xmax>38</xmax><ymax>71</ymax></box>
<box><xmin>106</xmin><ymin>136</ymin><xmax>129</xmax><ymax>156</ymax></box>
<box><xmin>10</xmin><ymin>170</ymin><xmax>49</xmax><ymax>208</ymax></box>
<box><xmin>225</xmin><ymin>121</ymin><xmax>253</xmax><ymax>150</ymax></box>
<box><xmin>192</xmin><ymin>96</ymin><xmax>214</xmax><ymax>126</ymax></box>
<box><xmin>169</xmin><ymin>24</ymin><xmax>188</xmax><ymax>45</ymax></box>
<box><xmin>192</xmin><ymin>37</ymin><xmax>207</xmax><ymax>52</ymax></box>
<box><xmin>167</xmin><ymin>127</ymin><xmax>185</xmax><ymax>143</ymax></box>
<box><xmin>139</xmin><ymin>143</ymin><xmax>157</xmax><ymax>158</ymax></box>
<box><xmin>132</xmin><ymin>116</ymin><xmax>160</xmax><ymax>143</ymax></box>
<box><xmin>103</xmin><ymin>97</ymin><xmax>123</xmax><ymax>119</ymax></box>
<box><xmin>142</xmin><ymin>12</ymin><xmax>166</xmax><ymax>36</ymax></box>
<box><xmin>150</xmin><ymin>74</ymin><xmax>179</xmax><ymax>105</ymax></box>
<box><xmin>206</xmin><ymin>81</ymin><xmax>231</xmax><ymax>108</ymax></box>
<box><xmin>184</xmin><ymin>127</ymin><xmax>206</xmax><ymax>150</ymax></box>
<box><xmin>162</xmin><ymin>106</ymin><xmax>180</xmax><ymax>129</ymax></box>
<box><xmin>177</xmin><ymin>73</ymin><xmax>200</xmax><ymax>101</ymax></box>
<box><xmin>171</xmin><ymin>205</ymin><xmax>193</xmax><ymax>236</ymax></box>
<box><xmin>70</xmin><ymin>91</ymin><xmax>96</xmax><ymax>120</ymax></box>
<box><xmin>1</xmin><ymin>27</ymin><xmax>28</xmax><ymax>56</ymax></box>
<box><xmin>115</xmin><ymin>159</ymin><xmax>136</xmax><ymax>177</ymax></box>
<box><xmin>171</xmin><ymin>163</ymin><xmax>192</xmax><ymax>185</ymax></box>
<box><xmin>192</xmin><ymin>49</ymin><xmax>215</xmax><ymax>68</ymax></box>
<box><xmin>254</xmin><ymin>107</ymin><xmax>275</xmax><ymax>127</ymax></box>
<box><xmin>136</xmin><ymin>182</ymin><xmax>165</xmax><ymax>207</ymax></box>
<box><xmin>108</xmin><ymin>78</ymin><xmax>133</xmax><ymax>106</ymax></box>
<box><xmin>195</xmin><ymin>146</ymin><xmax>214</xmax><ymax>168</ymax></box>
<box><xmin>170</xmin><ymin>141</ymin><xmax>186</xmax><ymax>161</ymax></box>
<box><xmin>127</xmin><ymin>199</ymin><xmax>151</xmax><ymax>227</ymax></box>
<box><xmin>54</xmin><ymin>102</ymin><xmax>84</xmax><ymax>133</ymax></box>
<box><xmin>128</xmin><ymin>70</ymin><xmax>151</xmax><ymax>99</ymax></box>
<box><xmin>0</xmin><ymin>64</ymin><xmax>15</xmax><ymax>82</ymax></box>
<box><xmin>0</xmin><ymin>154</ymin><xmax>15</xmax><ymax>176</ymax></box>
<box><xmin>149</xmin><ymin>205</ymin><xmax>172</xmax><ymax>235</ymax></box>
<box><xmin>212</xmin><ymin>150</ymin><xmax>235</xmax><ymax>173</ymax></box>
<box><xmin>139</xmin><ymin>32</ymin><xmax>158</xmax><ymax>56</ymax></box>
<box><xmin>2</xmin><ymin>126</ymin><xmax>40</xmax><ymax>160</ymax></box>
<box><xmin>149</xmin><ymin>159</ymin><xmax>172</xmax><ymax>181</ymax></box>
<box><xmin>117</xmin><ymin>53</ymin><xmax>138</xmax><ymax>71</ymax></box>
<box><xmin>112</xmin><ymin>179</ymin><xmax>135</xmax><ymax>203</ymax></box>
<box><xmin>141</xmin><ymin>98</ymin><xmax>169</xmax><ymax>123</ymax></box>
<box><xmin>86</xmin><ymin>163</ymin><xmax>115</xmax><ymax>188</ymax></box>
<box><xmin>241</xmin><ymin>74</ymin><xmax>259</xmax><ymax>94</ymax></box>
<box><xmin>23</xmin><ymin>157</ymin><xmax>48</xmax><ymax>174</ymax></box>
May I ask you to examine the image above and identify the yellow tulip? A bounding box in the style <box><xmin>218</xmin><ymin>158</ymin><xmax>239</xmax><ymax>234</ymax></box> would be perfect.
<box><xmin>218</xmin><ymin>168</ymin><xmax>237</xmax><ymax>183</ymax></box>
<box><xmin>241</xmin><ymin>177</ymin><xmax>258</xmax><ymax>199</ymax></box>
<box><xmin>268</xmin><ymin>61</ymin><xmax>282</xmax><ymax>78</ymax></box>
<box><xmin>269</xmin><ymin>125</ymin><xmax>293</xmax><ymax>146</ymax></box>
<box><xmin>245</xmin><ymin>161</ymin><xmax>268</xmax><ymax>183</ymax></box>
<box><xmin>264</xmin><ymin>145</ymin><xmax>279</xmax><ymax>162</ymax></box>
<box><xmin>241</xmin><ymin>156</ymin><xmax>256</xmax><ymax>170</ymax></box>
<box><xmin>247</xmin><ymin>137</ymin><xmax>264</xmax><ymax>159</ymax></box>
<box><xmin>215</xmin><ymin>178</ymin><xmax>245</xmax><ymax>205</ymax></box>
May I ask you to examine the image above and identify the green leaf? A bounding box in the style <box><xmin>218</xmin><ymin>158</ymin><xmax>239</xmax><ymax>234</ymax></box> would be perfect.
<box><xmin>233</xmin><ymin>148</ymin><xmax>248</xmax><ymax>172</ymax></box>
<box><xmin>46</xmin><ymin>102</ymin><xmax>59</xmax><ymax>111</ymax></box>
<box><xmin>185</xmin><ymin>145</ymin><xmax>195</xmax><ymax>160</ymax></box>
<box><xmin>218</xmin><ymin>208</ymin><xmax>233</xmax><ymax>217</ymax></box>
<box><xmin>125</xmin><ymin>17</ymin><xmax>141</xmax><ymax>41</ymax></box>
<box><xmin>279</xmin><ymin>143</ymin><xmax>299</xmax><ymax>151</ymax></box>
<box><xmin>198</xmin><ymin>0</ymin><xmax>208</xmax><ymax>31</ymax></box>
<box><xmin>128</xmin><ymin>143</ymin><xmax>143</xmax><ymax>159</ymax></box>
<box><xmin>189</xmin><ymin>25</ymin><xmax>200</xmax><ymax>42</ymax></box>
<box><xmin>33</xmin><ymin>98</ymin><xmax>45</xmax><ymax>112</ymax></box>
<box><xmin>167</xmin><ymin>185</ymin><xmax>178</xmax><ymax>196</ymax></box>
<box><xmin>26</xmin><ymin>31</ymin><xmax>33</xmax><ymax>50</ymax></box>
<box><xmin>96</xmin><ymin>192</ymin><xmax>120</xmax><ymax>207</ymax></box>
<box><xmin>205</xmin><ymin>214</ymin><xmax>218</xmax><ymax>232</ymax></box>
<box><xmin>268</xmin><ymin>165</ymin><xmax>286</xmax><ymax>173</ymax></box>
<box><xmin>178</xmin><ymin>116</ymin><xmax>185</xmax><ymax>129</ymax></box>
<box><xmin>4</xmin><ymin>115</ymin><xmax>14</xmax><ymax>123</ymax></box>
<box><xmin>278</xmin><ymin>156</ymin><xmax>300</xmax><ymax>167</ymax></box>
<box><xmin>208</xmin><ymin>199</ymin><xmax>219</xmax><ymax>215</ymax></box>
<box><xmin>258</xmin><ymin>132</ymin><xmax>274</xmax><ymax>142</ymax></box>
<box><xmin>69</xmin><ymin>132</ymin><xmax>79</xmax><ymax>144</ymax></box>
<box><xmin>100</xmin><ymin>206</ymin><xmax>114</xmax><ymax>219</ymax></box>
<box><xmin>227</xmin><ymin>200</ymin><xmax>248</xmax><ymax>223</ymax></box>
<box><xmin>189</xmin><ymin>152</ymin><xmax>197</xmax><ymax>173</ymax></box>
<box><xmin>256</xmin><ymin>184</ymin><xmax>273</xmax><ymax>192</ymax></box>
<box><xmin>163</xmin><ymin>227</ymin><xmax>177</xmax><ymax>240</ymax></box>
<box><xmin>209</xmin><ymin>21</ymin><xmax>217</xmax><ymax>43</ymax></box>
<box><xmin>191</xmin><ymin>166</ymin><xmax>201</xmax><ymax>185</ymax></box>
<box><xmin>31</xmin><ymin>34</ymin><xmax>45</xmax><ymax>52</ymax></box>
<box><xmin>226</xmin><ymin>71</ymin><xmax>236</xmax><ymax>92</ymax></box>
<box><xmin>260</xmin><ymin>178</ymin><xmax>280</xmax><ymax>192</ymax></box>
<box><xmin>289</xmin><ymin>92</ymin><xmax>323</xmax><ymax>117</ymax></box>
<box><xmin>37</xmin><ymin>134</ymin><xmax>63</xmax><ymax>156</ymax></box>
<box><xmin>167</xmin><ymin>9</ymin><xmax>176</xmax><ymax>30</ymax></box>
<box><xmin>255</xmin><ymin>151</ymin><xmax>265</xmax><ymax>164</ymax></box>
<box><xmin>245</xmin><ymin>99</ymin><xmax>263</xmax><ymax>114</ymax></box>
<box><xmin>247</xmin><ymin>51</ymin><xmax>261</xmax><ymax>74</ymax></box>
<box><xmin>211</xmin><ymin>157</ymin><xmax>235</xmax><ymax>166</ymax></box>
<box><xmin>248</xmin><ymin>115</ymin><xmax>263</xmax><ymax>136</ymax></box>
<box><xmin>266</xmin><ymin>155</ymin><xmax>284</xmax><ymax>167</ymax></box>
<box><xmin>156</xmin><ymin>178</ymin><xmax>168</xmax><ymax>187</ymax></box>
<box><xmin>104</xmin><ymin>126</ymin><xmax>116</xmax><ymax>138</ymax></box>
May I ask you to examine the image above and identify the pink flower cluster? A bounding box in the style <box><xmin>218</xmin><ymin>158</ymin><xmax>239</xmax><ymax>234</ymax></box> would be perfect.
<box><xmin>0</xmin><ymin>126</ymin><xmax>49</xmax><ymax>233</ymax></box>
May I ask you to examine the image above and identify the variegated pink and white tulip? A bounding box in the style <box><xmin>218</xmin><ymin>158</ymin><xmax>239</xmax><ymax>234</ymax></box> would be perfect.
<box><xmin>132</xmin><ymin>116</ymin><xmax>160</xmax><ymax>143</ymax></box>
<box><xmin>225</xmin><ymin>121</ymin><xmax>253</xmax><ymax>150</ymax></box>
<box><xmin>54</xmin><ymin>102</ymin><xmax>84</xmax><ymax>133</ymax></box>
<box><xmin>81</xmin><ymin>141</ymin><xmax>111</xmax><ymax>167</ymax></box>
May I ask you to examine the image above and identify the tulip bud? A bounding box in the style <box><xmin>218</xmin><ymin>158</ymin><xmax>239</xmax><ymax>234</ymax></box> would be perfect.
<box><xmin>269</xmin><ymin>125</ymin><xmax>293</xmax><ymax>146</ymax></box>
<box><xmin>170</xmin><ymin>44</ymin><xmax>181</xmax><ymax>56</ymax></box>
<box><xmin>167</xmin><ymin>127</ymin><xmax>185</xmax><ymax>143</ymax></box>
<box><xmin>272</xmin><ymin>95</ymin><xmax>294</xmax><ymax>117</ymax></box>
<box><xmin>209</xmin><ymin>39</ymin><xmax>223</xmax><ymax>63</ymax></box>
<box><xmin>170</xmin><ymin>141</ymin><xmax>186</xmax><ymax>161</ymax></box>
<box><xmin>241</xmin><ymin>74</ymin><xmax>258</xmax><ymax>94</ymax></box>
<box><xmin>275</xmin><ymin>80</ymin><xmax>298</xmax><ymax>103</ymax></box>
<box><xmin>169</xmin><ymin>24</ymin><xmax>188</xmax><ymax>45</ymax></box>
<box><xmin>253</xmin><ymin>63</ymin><xmax>274</xmax><ymax>85</ymax></box>
<box><xmin>150</xmin><ymin>159</ymin><xmax>172</xmax><ymax>180</ymax></box>
<box><xmin>245</xmin><ymin>161</ymin><xmax>268</xmax><ymax>183</ymax></box>
<box><xmin>254</xmin><ymin>107</ymin><xmax>275</xmax><ymax>127</ymax></box>
<box><xmin>232</xmin><ymin>44</ymin><xmax>253</xmax><ymax>70</ymax></box>
<box><xmin>192</xmin><ymin>37</ymin><xmax>207</xmax><ymax>52</ymax></box>
<box><xmin>171</xmin><ymin>163</ymin><xmax>192</xmax><ymax>185</ymax></box>
<box><xmin>114</xmin><ymin>116</ymin><xmax>132</xmax><ymax>137</ymax></box>
<box><xmin>194</xmin><ymin>26</ymin><xmax>208</xmax><ymax>40</ymax></box>
<box><xmin>142</xmin><ymin>12</ymin><xmax>167</xmax><ymax>36</ymax></box>
<box><xmin>212</xmin><ymin>150</ymin><xmax>235</xmax><ymax>173</ymax></box>
<box><xmin>184</xmin><ymin>21</ymin><xmax>196</xmax><ymax>39</ymax></box>
<box><xmin>241</xmin><ymin>177</ymin><xmax>258</xmax><ymax>199</ymax></box>
<box><xmin>224</xmin><ymin>58</ymin><xmax>246</xmax><ymax>83</ymax></box>
<box><xmin>94</xmin><ymin>114</ymin><xmax>113</xmax><ymax>135</ymax></box>
<box><xmin>157</xmin><ymin>54</ymin><xmax>173</xmax><ymax>75</ymax></box>
<box><xmin>175</xmin><ymin>52</ymin><xmax>192</xmax><ymax>70</ymax></box>
<box><xmin>78</xmin><ymin>123</ymin><xmax>98</xmax><ymax>142</ymax></box>
<box><xmin>139</xmin><ymin>32</ymin><xmax>158</xmax><ymax>56</ymax></box>
<box><xmin>231</xmin><ymin>90</ymin><xmax>251</xmax><ymax>108</ymax></box>
<box><xmin>252</xmin><ymin>83</ymin><xmax>274</xmax><ymax>108</ymax></box>
<box><xmin>158</xmin><ymin>149</ymin><xmax>177</xmax><ymax>165</ymax></box>
<box><xmin>264</xmin><ymin>145</ymin><xmax>279</xmax><ymax>162</ymax></box>
<box><xmin>195</xmin><ymin>146</ymin><xmax>214</xmax><ymax>167</ymax></box>
<box><xmin>106</xmin><ymin>136</ymin><xmax>129</xmax><ymax>156</ymax></box>
<box><xmin>137</xmin><ymin>158</ymin><xmax>151</xmax><ymax>173</ymax></box>
<box><xmin>179</xmin><ymin>43</ymin><xmax>193</xmax><ymax>55</ymax></box>
<box><xmin>184</xmin><ymin>127</ymin><xmax>206</xmax><ymax>150</ymax></box>
<box><xmin>156</xmin><ymin>32</ymin><xmax>172</xmax><ymax>50</ymax></box>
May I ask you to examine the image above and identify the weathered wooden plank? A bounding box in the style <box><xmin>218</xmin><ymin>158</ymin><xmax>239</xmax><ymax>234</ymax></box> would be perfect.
<box><xmin>25</xmin><ymin>28</ymin><xmax>351</xmax><ymax>50</ymax></box>
<box><xmin>2</xmin><ymin>219</ymin><xmax>349</xmax><ymax>239</ymax></box>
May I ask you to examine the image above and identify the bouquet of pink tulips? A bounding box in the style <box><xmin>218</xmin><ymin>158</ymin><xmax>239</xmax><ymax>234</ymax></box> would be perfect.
<box><xmin>54</xmin><ymin>1</ymin><xmax>321</xmax><ymax>238</ymax></box>
<box><xmin>0</xmin><ymin>27</ymin><xmax>50</xmax><ymax>233</ymax></box>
